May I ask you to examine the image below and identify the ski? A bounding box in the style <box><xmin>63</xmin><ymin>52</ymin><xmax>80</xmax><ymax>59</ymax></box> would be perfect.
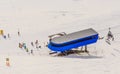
<box><xmin>105</xmin><ymin>39</ymin><xmax>111</xmax><ymax>45</ymax></box>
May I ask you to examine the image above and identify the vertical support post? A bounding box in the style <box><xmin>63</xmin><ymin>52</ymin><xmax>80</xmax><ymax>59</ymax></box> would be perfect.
<box><xmin>85</xmin><ymin>45</ymin><xmax>88</xmax><ymax>52</ymax></box>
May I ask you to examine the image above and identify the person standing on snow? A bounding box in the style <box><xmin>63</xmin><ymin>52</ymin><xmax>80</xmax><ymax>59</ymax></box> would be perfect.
<box><xmin>107</xmin><ymin>27</ymin><xmax>114</xmax><ymax>41</ymax></box>
<box><xmin>31</xmin><ymin>42</ymin><xmax>34</xmax><ymax>47</ymax></box>
<box><xmin>19</xmin><ymin>43</ymin><xmax>23</xmax><ymax>49</ymax></box>
<box><xmin>23</xmin><ymin>43</ymin><xmax>27</xmax><ymax>49</ymax></box>
<box><xmin>31</xmin><ymin>49</ymin><xmax>34</xmax><ymax>55</ymax></box>
<box><xmin>35</xmin><ymin>40</ymin><xmax>39</xmax><ymax>49</ymax></box>
<box><xmin>18</xmin><ymin>29</ymin><xmax>21</xmax><ymax>36</ymax></box>
<box><xmin>8</xmin><ymin>33</ymin><xmax>10</xmax><ymax>38</ymax></box>
<box><xmin>6</xmin><ymin>58</ymin><xmax>10</xmax><ymax>67</ymax></box>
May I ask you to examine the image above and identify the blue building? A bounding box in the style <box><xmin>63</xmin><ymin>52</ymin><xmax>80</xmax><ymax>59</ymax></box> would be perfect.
<box><xmin>48</xmin><ymin>28</ymin><xmax>99</xmax><ymax>52</ymax></box>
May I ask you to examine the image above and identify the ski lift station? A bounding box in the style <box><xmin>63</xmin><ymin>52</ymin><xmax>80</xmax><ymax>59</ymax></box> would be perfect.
<box><xmin>48</xmin><ymin>28</ymin><xmax>99</xmax><ymax>52</ymax></box>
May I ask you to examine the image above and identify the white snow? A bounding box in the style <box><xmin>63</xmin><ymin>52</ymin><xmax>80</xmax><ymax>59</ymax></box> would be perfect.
<box><xmin>0</xmin><ymin>0</ymin><xmax>120</xmax><ymax>74</ymax></box>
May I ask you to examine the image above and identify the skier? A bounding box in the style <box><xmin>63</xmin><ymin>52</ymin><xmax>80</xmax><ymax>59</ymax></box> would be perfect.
<box><xmin>31</xmin><ymin>42</ymin><xmax>34</xmax><ymax>47</ymax></box>
<box><xmin>8</xmin><ymin>33</ymin><xmax>10</xmax><ymax>38</ymax></box>
<box><xmin>35</xmin><ymin>40</ymin><xmax>39</xmax><ymax>49</ymax></box>
<box><xmin>18</xmin><ymin>29</ymin><xmax>21</xmax><ymax>36</ymax></box>
<box><xmin>25</xmin><ymin>48</ymin><xmax>30</xmax><ymax>55</ymax></box>
<box><xmin>2</xmin><ymin>35</ymin><xmax>6</xmax><ymax>39</ymax></box>
<box><xmin>19</xmin><ymin>43</ymin><xmax>23</xmax><ymax>49</ymax></box>
<box><xmin>31</xmin><ymin>49</ymin><xmax>34</xmax><ymax>55</ymax></box>
<box><xmin>23</xmin><ymin>43</ymin><xmax>27</xmax><ymax>49</ymax></box>
<box><xmin>39</xmin><ymin>45</ymin><xmax>41</xmax><ymax>49</ymax></box>
<box><xmin>107</xmin><ymin>27</ymin><xmax>114</xmax><ymax>41</ymax></box>
<box><xmin>6</xmin><ymin>58</ymin><xmax>10</xmax><ymax>67</ymax></box>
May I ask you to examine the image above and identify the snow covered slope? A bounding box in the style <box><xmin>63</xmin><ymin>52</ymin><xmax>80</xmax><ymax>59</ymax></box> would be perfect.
<box><xmin>0</xmin><ymin>0</ymin><xmax>120</xmax><ymax>74</ymax></box>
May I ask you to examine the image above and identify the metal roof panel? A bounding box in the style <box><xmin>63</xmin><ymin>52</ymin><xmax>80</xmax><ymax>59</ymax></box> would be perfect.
<box><xmin>51</xmin><ymin>28</ymin><xmax>98</xmax><ymax>44</ymax></box>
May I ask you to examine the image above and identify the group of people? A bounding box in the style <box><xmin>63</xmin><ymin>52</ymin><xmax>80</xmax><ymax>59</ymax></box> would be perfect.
<box><xmin>1</xmin><ymin>33</ymin><xmax>10</xmax><ymax>39</ymax></box>
<box><xmin>1</xmin><ymin>30</ymin><xmax>21</xmax><ymax>40</ymax></box>
<box><xmin>31</xmin><ymin>40</ymin><xmax>41</xmax><ymax>49</ymax></box>
<box><xmin>19</xmin><ymin>42</ymin><xmax>34</xmax><ymax>55</ymax></box>
<box><xmin>19</xmin><ymin>43</ymin><xmax>29</xmax><ymax>52</ymax></box>
<box><xmin>18</xmin><ymin>40</ymin><xmax>46</xmax><ymax>55</ymax></box>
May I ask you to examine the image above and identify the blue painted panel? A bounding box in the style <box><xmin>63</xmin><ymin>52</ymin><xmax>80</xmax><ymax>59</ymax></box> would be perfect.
<box><xmin>48</xmin><ymin>34</ymin><xmax>98</xmax><ymax>52</ymax></box>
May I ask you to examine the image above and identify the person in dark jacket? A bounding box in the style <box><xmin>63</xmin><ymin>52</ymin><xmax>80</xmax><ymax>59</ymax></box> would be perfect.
<box><xmin>107</xmin><ymin>28</ymin><xmax>114</xmax><ymax>41</ymax></box>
